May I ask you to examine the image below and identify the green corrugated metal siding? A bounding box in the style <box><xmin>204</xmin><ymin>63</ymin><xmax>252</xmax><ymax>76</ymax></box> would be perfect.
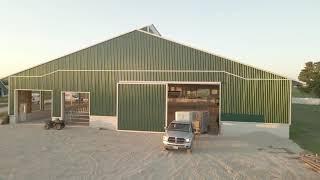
<box><xmin>118</xmin><ymin>84</ymin><xmax>166</xmax><ymax>131</ymax></box>
<box><xmin>8</xmin><ymin>30</ymin><xmax>291</xmax><ymax>124</ymax></box>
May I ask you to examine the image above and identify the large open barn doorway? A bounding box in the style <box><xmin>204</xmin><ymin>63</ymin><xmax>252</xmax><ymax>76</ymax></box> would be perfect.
<box><xmin>167</xmin><ymin>83</ymin><xmax>220</xmax><ymax>135</ymax></box>
<box><xmin>15</xmin><ymin>90</ymin><xmax>52</xmax><ymax>124</ymax></box>
<box><xmin>63</xmin><ymin>92</ymin><xmax>90</xmax><ymax>126</ymax></box>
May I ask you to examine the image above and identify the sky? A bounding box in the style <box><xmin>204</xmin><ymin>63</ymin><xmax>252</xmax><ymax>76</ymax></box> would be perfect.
<box><xmin>0</xmin><ymin>0</ymin><xmax>319</xmax><ymax>80</ymax></box>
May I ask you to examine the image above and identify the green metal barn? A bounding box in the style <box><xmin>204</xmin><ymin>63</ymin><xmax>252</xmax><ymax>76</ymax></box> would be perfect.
<box><xmin>7</xmin><ymin>25</ymin><xmax>292</xmax><ymax>136</ymax></box>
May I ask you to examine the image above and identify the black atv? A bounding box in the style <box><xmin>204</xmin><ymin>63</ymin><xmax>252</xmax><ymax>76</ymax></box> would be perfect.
<box><xmin>44</xmin><ymin>119</ymin><xmax>65</xmax><ymax>130</ymax></box>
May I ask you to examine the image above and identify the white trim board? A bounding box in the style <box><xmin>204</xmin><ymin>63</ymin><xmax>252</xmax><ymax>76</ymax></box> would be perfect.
<box><xmin>8</xmin><ymin>78</ymin><xmax>10</xmax><ymax>115</ymax></box>
<box><xmin>118</xmin><ymin>81</ymin><xmax>221</xmax><ymax>85</ymax></box>
<box><xmin>116</xmin><ymin>83</ymin><xmax>119</xmax><ymax>130</ymax></box>
<box><xmin>289</xmin><ymin>80</ymin><xmax>292</xmax><ymax>125</ymax></box>
<box><xmin>219</xmin><ymin>82</ymin><xmax>222</xmax><ymax>135</ymax></box>
<box><xmin>10</xmin><ymin>69</ymin><xmax>289</xmax><ymax>81</ymax></box>
<box><xmin>118</xmin><ymin>81</ymin><xmax>167</xmax><ymax>85</ymax></box>
<box><xmin>165</xmin><ymin>84</ymin><xmax>168</xmax><ymax>127</ymax></box>
<box><xmin>116</xmin><ymin>130</ymin><xmax>164</xmax><ymax>134</ymax></box>
<box><xmin>14</xmin><ymin>89</ymin><xmax>53</xmax><ymax>91</ymax></box>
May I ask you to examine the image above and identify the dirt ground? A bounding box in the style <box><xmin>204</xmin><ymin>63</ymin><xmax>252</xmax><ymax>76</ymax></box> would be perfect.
<box><xmin>0</xmin><ymin>125</ymin><xmax>319</xmax><ymax>180</ymax></box>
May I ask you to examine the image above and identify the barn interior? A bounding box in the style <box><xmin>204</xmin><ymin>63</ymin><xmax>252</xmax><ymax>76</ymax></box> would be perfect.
<box><xmin>167</xmin><ymin>84</ymin><xmax>220</xmax><ymax>135</ymax></box>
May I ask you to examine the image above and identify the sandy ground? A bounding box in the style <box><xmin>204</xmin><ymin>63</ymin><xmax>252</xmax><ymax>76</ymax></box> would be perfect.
<box><xmin>0</xmin><ymin>125</ymin><xmax>319</xmax><ymax>180</ymax></box>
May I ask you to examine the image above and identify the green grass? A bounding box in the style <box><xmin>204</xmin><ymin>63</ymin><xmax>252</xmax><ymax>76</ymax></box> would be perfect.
<box><xmin>290</xmin><ymin>104</ymin><xmax>320</xmax><ymax>154</ymax></box>
<box><xmin>0</xmin><ymin>96</ymin><xmax>8</xmax><ymax>103</ymax></box>
<box><xmin>292</xmin><ymin>87</ymin><xmax>318</xmax><ymax>98</ymax></box>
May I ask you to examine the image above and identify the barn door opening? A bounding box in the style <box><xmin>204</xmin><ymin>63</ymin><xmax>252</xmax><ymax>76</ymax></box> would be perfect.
<box><xmin>63</xmin><ymin>92</ymin><xmax>90</xmax><ymax>126</ymax></box>
<box><xmin>167</xmin><ymin>84</ymin><xmax>220</xmax><ymax>135</ymax></box>
<box><xmin>15</xmin><ymin>90</ymin><xmax>52</xmax><ymax>124</ymax></box>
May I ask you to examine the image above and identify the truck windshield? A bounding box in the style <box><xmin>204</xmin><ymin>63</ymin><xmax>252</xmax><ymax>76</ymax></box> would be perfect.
<box><xmin>168</xmin><ymin>123</ymin><xmax>190</xmax><ymax>132</ymax></box>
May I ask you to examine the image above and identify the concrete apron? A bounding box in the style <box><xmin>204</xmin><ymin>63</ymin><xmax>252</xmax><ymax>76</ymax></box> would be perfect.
<box><xmin>221</xmin><ymin>121</ymin><xmax>289</xmax><ymax>138</ymax></box>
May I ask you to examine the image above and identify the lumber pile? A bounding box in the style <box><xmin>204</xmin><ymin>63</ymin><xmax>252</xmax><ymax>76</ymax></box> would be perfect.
<box><xmin>300</xmin><ymin>153</ymin><xmax>320</xmax><ymax>173</ymax></box>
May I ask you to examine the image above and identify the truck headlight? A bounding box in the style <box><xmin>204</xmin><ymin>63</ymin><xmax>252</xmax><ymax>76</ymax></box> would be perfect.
<box><xmin>185</xmin><ymin>138</ymin><xmax>190</xmax><ymax>143</ymax></box>
<box><xmin>163</xmin><ymin>136</ymin><xmax>168</xmax><ymax>141</ymax></box>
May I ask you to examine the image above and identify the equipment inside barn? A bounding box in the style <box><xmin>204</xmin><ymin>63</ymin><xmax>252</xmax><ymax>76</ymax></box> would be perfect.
<box><xmin>175</xmin><ymin>111</ymin><xmax>209</xmax><ymax>134</ymax></box>
<box><xmin>63</xmin><ymin>92</ymin><xmax>90</xmax><ymax>126</ymax></box>
<box><xmin>15</xmin><ymin>90</ymin><xmax>52</xmax><ymax>123</ymax></box>
<box><xmin>168</xmin><ymin>84</ymin><xmax>220</xmax><ymax>135</ymax></box>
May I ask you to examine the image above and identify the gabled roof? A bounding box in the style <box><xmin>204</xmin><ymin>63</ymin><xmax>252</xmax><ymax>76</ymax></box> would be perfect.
<box><xmin>6</xmin><ymin>24</ymin><xmax>288</xmax><ymax>80</ymax></box>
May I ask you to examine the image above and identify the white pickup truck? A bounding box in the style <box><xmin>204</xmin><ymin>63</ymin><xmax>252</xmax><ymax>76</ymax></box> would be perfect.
<box><xmin>162</xmin><ymin>120</ymin><xmax>195</xmax><ymax>153</ymax></box>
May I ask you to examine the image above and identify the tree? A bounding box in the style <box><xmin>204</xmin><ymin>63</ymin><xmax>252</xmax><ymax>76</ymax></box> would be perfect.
<box><xmin>298</xmin><ymin>61</ymin><xmax>320</xmax><ymax>97</ymax></box>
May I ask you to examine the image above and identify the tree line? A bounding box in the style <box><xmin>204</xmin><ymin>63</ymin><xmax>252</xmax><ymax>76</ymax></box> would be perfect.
<box><xmin>298</xmin><ymin>61</ymin><xmax>320</xmax><ymax>97</ymax></box>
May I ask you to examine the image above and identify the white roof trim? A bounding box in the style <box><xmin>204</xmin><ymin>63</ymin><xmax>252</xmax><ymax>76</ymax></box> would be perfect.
<box><xmin>10</xmin><ymin>69</ymin><xmax>289</xmax><ymax>81</ymax></box>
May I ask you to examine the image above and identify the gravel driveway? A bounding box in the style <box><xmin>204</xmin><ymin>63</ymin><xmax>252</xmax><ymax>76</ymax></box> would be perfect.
<box><xmin>0</xmin><ymin>125</ymin><xmax>318</xmax><ymax>180</ymax></box>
